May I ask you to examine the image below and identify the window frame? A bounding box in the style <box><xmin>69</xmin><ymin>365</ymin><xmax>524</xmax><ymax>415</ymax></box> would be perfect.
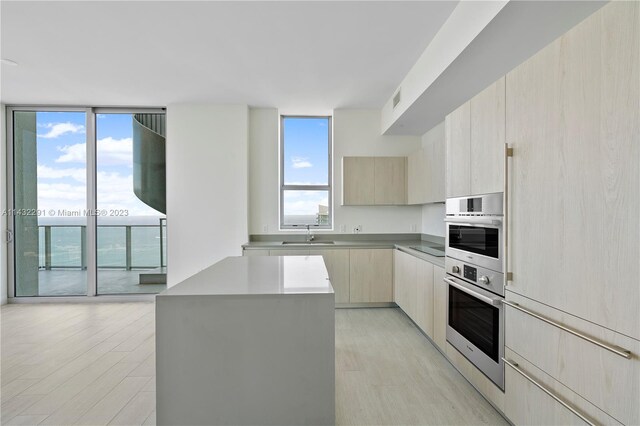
<box><xmin>279</xmin><ymin>115</ymin><xmax>332</xmax><ymax>230</ymax></box>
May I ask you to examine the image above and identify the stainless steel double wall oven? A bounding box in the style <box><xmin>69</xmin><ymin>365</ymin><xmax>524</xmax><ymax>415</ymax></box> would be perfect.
<box><xmin>444</xmin><ymin>192</ymin><xmax>505</xmax><ymax>390</ymax></box>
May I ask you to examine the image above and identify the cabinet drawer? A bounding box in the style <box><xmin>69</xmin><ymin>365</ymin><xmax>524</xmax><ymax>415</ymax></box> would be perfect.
<box><xmin>505</xmin><ymin>292</ymin><xmax>639</xmax><ymax>425</ymax></box>
<box><xmin>504</xmin><ymin>349</ymin><xmax>621</xmax><ymax>425</ymax></box>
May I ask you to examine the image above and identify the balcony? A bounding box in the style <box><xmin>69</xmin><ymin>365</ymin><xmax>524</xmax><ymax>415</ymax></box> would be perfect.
<box><xmin>34</xmin><ymin>220</ymin><xmax>166</xmax><ymax>296</ymax></box>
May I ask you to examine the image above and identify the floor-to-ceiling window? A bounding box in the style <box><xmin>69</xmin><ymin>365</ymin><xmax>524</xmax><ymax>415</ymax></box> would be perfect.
<box><xmin>96</xmin><ymin>113</ymin><xmax>166</xmax><ymax>294</ymax></box>
<box><xmin>8</xmin><ymin>107</ymin><xmax>166</xmax><ymax>297</ymax></box>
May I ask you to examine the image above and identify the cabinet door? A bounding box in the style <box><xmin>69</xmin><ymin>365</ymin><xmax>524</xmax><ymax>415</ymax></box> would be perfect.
<box><xmin>374</xmin><ymin>157</ymin><xmax>407</xmax><ymax>205</ymax></box>
<box><xmin>310</xmin><ymin>249</ymin><xmax>350</xmax><ymax>304</ymax></box>
<box><xmin>504</xmin><ymin>349</ymin><xmax>619</xmax><ymax>426</ymax></box>
<box><xmin>350</xmin><ymin>249</ymin><xmax>393</xmax><ymax>303</ymax></box>
<box><xmin>427</xmin><ymin>127</ymin><xmax>446</xmax><ymax>203</ymax></box>
<box><xmin>407</xmin><ymin>149</ymin><xmax>426</xmax><ymax>204</ymax></box>
<box><xmin>342</xmin><ymin>157</ymin><xmax>374</xmax><ymax>205</ymax></box>
<box><xmin>506</xmin><ymin>1</ymin><xmax>639</xmax><ymax>339</ymax></box>
<box><xmin>445</xmin><ymin>102</ymin><xmax>471</xmax><ymax>198</ymax></box>
<box><xmin>432</xmin><ymin>266</ymin><xmax>446</xmax><ymax>350</ymax></box>
<box><xmin>470</xmin><ymin>76</ymin><xmax>505</xmax><ymax>195</ymax></box>
<box><xmin>415</xmin><ymin>259</ymin><xmax>434</xmax><ymax>338</ymax></box>
<box><xmin>393</xmin><ymin>250</ymin><xmax>416</xmax><ymax>318</ymax></box>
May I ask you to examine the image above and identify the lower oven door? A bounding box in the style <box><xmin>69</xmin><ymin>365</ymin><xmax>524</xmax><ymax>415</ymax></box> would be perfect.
<box><xmin>445</xmin><ymin>275</ymin><xmax>504</xmax><ymax>390</ymax></box>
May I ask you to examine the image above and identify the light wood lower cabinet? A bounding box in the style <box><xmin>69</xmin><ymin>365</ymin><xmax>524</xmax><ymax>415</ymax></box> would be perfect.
<box><xmin>504</xmin><ymin>349</ymin><xmax>620</xmax><ymax>426</ymax></box>
<box><xmin>349</xmin><ymin>249</ymin><xmax>393</xmax><ymax>303</ymax></box>
<box><xmin>415</xmin><ymin>259</ymin><xmax>434</xmax><ymax>338</ymax></box>
<box><xmin>309</xmin><ymin>249</ymin><xmax>350</xmax><ymax>304</ymax></box>
<box><xmin>268</xmin><ymin>249</ymin><xmax>310</xmax><ymax>256</ymax></box>
<box><xmin>393</xmin><ymin>250</ymin><xmax>417</xmax><ymax>318</ymax></box>
<box><xmin>505</xmin><ymin>292</ymin><xmax>640</xmax><ymax>425</ymax></box>
<box><xmin>394</xmin><ymin>249</ymin><xmax>443</xmax><ymax>343</ymax></box>
<box><xmin>432</xmin><ymin>265</ymin><xmax>447</xmax><ymax>350</ymax></box>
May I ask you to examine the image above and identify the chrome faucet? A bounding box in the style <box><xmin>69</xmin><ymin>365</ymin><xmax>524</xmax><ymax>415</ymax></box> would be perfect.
<box><xmin>305</xmin><ymin>225</ymin><xmax>315</xmax><ymax>242</ymax></box>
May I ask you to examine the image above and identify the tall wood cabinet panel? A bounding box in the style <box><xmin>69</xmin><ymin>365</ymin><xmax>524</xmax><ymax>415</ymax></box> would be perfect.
<box><xmin>445</xmin><ymin>102</ymin><xmax>471</xmax><ymax>198</ymax></box>
<box><xmin>349</xmin><ymin>249</ymin><xmax>393</xmax><ymax>303</ymax></box>
<box><xmin>342</xmin><ymin>157</ymin><xmax>375</xmax><ymax>205</ymax></box>
<box><xmin>415</xmin><ymin>259</ymin><xmax>434</xmax><ymax>338</ymax></box>
<box><xmin>506</xmin><ymin>0</ymin><xmax>639</xmax><ymax>339</ymax></box>
<box><xmin>310</xmin><ymin>249</ymin><xmax>350</xmax><ymax>304</ymax></box>
<box><xmin>374</xmin><ymin>157</ymin><xmax>407</xmax><ymax>205</ymax></box>
<box><xmin>470</xmin><ymin>76</ymin><xmax>505</xmax><ymax>195</ymax></box>
<box><xmin>432</xmin><ymin>265</ymin><xmax>447</xmax><ymax>350</ymax></box>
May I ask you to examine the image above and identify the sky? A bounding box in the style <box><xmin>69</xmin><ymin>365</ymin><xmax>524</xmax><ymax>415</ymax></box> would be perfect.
<box><xmin>26</xmin><ymin>111</ymin><xmax>164</xmax><ymax>222</ymax></box>
<box><xmin>282</xmin><ymin>117</ymin><xmax>330</xmax><ymax>219</ymax></box>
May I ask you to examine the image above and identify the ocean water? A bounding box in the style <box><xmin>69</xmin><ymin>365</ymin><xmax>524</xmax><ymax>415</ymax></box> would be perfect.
<box><xmin>37</xmin><ymin>216</ymin><xmax>166</xmax><ymax>269</ymax></box>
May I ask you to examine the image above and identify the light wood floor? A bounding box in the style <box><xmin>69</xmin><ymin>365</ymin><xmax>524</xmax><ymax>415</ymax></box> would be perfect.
<box><xmin>1</xmin><ymin>303</ymin><xmax>506</xmax><ymax>425</ymax></box>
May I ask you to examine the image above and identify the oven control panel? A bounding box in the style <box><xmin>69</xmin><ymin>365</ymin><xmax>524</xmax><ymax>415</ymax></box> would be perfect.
<box><xmin>445</xmin><ymin>257</ymin><xmax>504</xmax><ymax>297</ymax></box>
<box><xmin>463</xmin><ymin>265</ymin><xmax>477</xmax><ymax>282</ymax></box>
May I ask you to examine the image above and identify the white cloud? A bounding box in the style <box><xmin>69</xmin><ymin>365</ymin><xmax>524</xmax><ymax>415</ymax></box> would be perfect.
<box><xmin>37</xmin><ymin>164</ymin><xmax>86</xmax><ymax>182</ymax></box>
<box><xmin>55</xmin><ymin>137</ymin><xmax>133</xmax><ymax>165</ymax></box>
<box><xmin>55</xmin><ymin>144</ymin><xmax>86</xmax><ymax>163</ymax></box>
<box><xmin>36</xmin><ymin>171</ymin><xmax>162</xmax><ymax>217</ymax></box>
<box><xmin>38</xmin><ymin>122</ymin><xmax>85</xmax><ymax>139</ymax></box>
<box><xmin>291</xmin><ymin>157</ymin><xmax>312</xmax><ymax>169</ymax></box>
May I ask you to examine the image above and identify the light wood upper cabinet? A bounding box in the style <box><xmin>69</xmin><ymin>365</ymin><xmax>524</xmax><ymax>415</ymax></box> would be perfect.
<box><xmin>349</xmin><ymin>249</ymin><xmax>393</xmax><ymax>303</ymax></box>
<box><xmin>432</xmin><ymin>265</ymin><xmax>446</xmax><ymax>350</ymax></box>
<box><xmin>310</xmin><ymin>249</ymin><xmax>350</xmax><ymax>304</ymax></box>
<box><xmin>446</xmin><ymin>78</ymin><xmax>505</xmax><ymax>198</ymax></box>
<box><xmin>506</xmin><ymin>1</ymin><xmax>639</xmax><ymax>340</ymax></box>
<box><xmin>342</xmin><ymin>157</ymin><xmax>375</xmax><ymax>205</ymax></box>
<box><xmin>427</xmin><ymin>130</ymin><xmax>446</xmax><ymax>203</ymax></box>
<box><xmin>374</xmin><ymin>157</ymin><xmax>407</xmax><ymax>205</ymax></box>
<box><xmin>470</xmin><ymin>77</ymin><xmax>505</xmax><ymax>195</ymax></box>
<box><xmin>408</xmin><ymin>122</ymin><xmax>445</xmax><ymax>204</ymax></box>
<box><xmin>343</xmin><ymin>157</ymin><xmax>407</xmax><ymax>205</ymax></box>
<box><xmin>445</xmin><ymin>102</ymin><xmax>471</xmax><ymax>198</ymax></box>
<box><xmin>407</xmin><ymin>149</ymin><xmax>426</xmax><ymax>204</ymax></box>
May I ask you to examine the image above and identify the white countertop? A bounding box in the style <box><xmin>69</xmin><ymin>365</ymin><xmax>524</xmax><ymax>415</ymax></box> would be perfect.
<box><xmin>158</xmin><ymin>255</ymin><xmax>333</xmax><ymax>297</ymax></box>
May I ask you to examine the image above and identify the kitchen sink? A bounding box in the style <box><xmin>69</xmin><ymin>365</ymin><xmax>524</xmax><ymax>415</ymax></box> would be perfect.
<box><xmin>281</xmin><ymin>241</ymin><xmax>335</xmax><ymax>245</ymax></box>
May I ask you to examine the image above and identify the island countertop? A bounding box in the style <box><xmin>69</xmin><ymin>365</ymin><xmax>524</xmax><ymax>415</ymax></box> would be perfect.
<box><xmin>158</xmin><ymin>255</ymin><xmax>333</xmax><ymax>297</ymax></box>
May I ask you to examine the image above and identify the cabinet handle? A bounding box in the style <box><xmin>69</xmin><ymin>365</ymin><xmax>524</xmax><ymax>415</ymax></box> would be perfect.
<box><xmin>504</xmin><ymin>143</ymin><xmax>513</xmax><ymax>284</ymax></box>
<box><xmin>502</xmin><ymin>300</ymin><xmax>632</xmax><ymax>359</ymax></box>
<box><xmin>503</xmin><ymin>358</ymin><xmax>597</xmax><ymax>426</ymax></box>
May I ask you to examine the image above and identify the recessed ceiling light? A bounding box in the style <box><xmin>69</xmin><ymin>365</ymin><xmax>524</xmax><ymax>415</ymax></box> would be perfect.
<box><xmin>1</xmin><ymin>58</ymin><xmax>19</xmax><ymax>66</ymax></box>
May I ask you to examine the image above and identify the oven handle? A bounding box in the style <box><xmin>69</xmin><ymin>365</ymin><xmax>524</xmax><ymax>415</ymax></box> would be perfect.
<box><xmin>444</xmin><ymin>217</ymin><xmax>502</xmax><ymax>226</ymax></box>
<box><xmin>444</xmin><ymin>276</ymin><xmax>502</xmax><ymax>306</ymax></box>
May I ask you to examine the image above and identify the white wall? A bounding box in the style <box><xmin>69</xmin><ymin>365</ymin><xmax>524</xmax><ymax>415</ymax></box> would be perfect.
<box><xmin>1</xmin><ymin>104</ymin><xmax>7</xmax><ymax>304</ymax></box>
<box><xmin>248</xmin><ymin>108</ymin><xmax>422</xmax><ymax>235</ymax></box>
<box><xmin>420</xmin><ymin>121</ymin><xmax>446</xmax><ymax>237</ymax></box>
<box><xmin>166</xmin><ymin>104</ymin><xmax>248</xmax><ymax>287</ymax></box>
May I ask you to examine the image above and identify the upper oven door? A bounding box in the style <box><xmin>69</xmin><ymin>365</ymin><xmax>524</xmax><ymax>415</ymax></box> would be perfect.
<box><xmin>445</xmin><ymin>218</ymin><xmax>503</xmax><ymax>273</ymax></box>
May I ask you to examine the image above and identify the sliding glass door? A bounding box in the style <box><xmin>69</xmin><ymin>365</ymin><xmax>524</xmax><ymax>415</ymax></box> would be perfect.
<box><xmin>96</xmin><ymin>113</ymin><xmax>166</xmax><ymax>294</ymax></box>
<box><xmin>9</xmin><ymin>107</ymin><xmax>166</xmax><ymax>297</ymax></box>
<box><xmin>12</xmin><ymin>111</ymin><xmax>88</xmax><ymax>296</ymax></box>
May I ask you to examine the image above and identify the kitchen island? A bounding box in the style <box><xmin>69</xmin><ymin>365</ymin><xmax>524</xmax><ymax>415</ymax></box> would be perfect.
<box><xmin>156</xmin><ymin>255</ymin><xmax>335</xmax><ymax>426</ymax></box>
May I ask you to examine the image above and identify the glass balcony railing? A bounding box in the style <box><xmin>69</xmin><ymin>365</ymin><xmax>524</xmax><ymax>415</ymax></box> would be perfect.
<box><xmin>37</xmin><ymin>219</ymin><xmax>167</xmax><ymax>270</ymax></box>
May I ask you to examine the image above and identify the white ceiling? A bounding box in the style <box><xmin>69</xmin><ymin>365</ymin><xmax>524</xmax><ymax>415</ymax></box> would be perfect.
<box><xmin>0</xmin><ymin>1</ymin><xmax>457</xmax><ymax>109</ymax></box>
